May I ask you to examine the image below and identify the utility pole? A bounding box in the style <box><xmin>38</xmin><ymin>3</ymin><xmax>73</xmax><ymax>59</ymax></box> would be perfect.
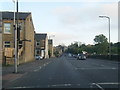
<box><xmin>13</xmin><ymin>0</ymin><xmax>16</xmax><ymax>73</ymax></box>
<box><xmin>14</xmin><ymin>0</ymin><xmax>19</xmax><ymax>73</ymax></box>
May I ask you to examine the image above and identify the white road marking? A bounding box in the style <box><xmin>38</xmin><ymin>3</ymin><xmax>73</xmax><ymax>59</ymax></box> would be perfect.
<box><xmin>90</xmin><ymin>82</ymin><xmax>120</xmax><ymax>89</ymax></box>
<box><xmin>49</xmin><ymin>84</ymin><xmax>80</xmax><ymax>87</ymax></box>
<box><xmin>91</xmin><ymin>83</ymin><xmax>104</xmax><ymax>90</ymax></box>
<box><xmin>97</xmin><ymin>82</ymin><xmax>120</xmax><ymax>85</ymax></box>
<box><xmin>33</xmin><ymin>61</ymin><xmax>54</xmax><ymax>72</ymax></box>
<box><xmin>34</xmin><ymin>67</ymin><xmax>42</xmax><ymax>72</ymax></box>
<box><xmin>34</xmin><ymin>62</ymin><xmax>52</xmax><ymax>72</ymax></box>
<box><xmin>43</xmin><ymin>64</ymin><xmax>46</xmax><ymax>66</ymax></box>
<box><xmin>39</xmin><ymin>66</ymin><xmax>42</xmax><ymax>69</ymax></box>
<box><xmin>75</xmin><ymin>67</ymin><xmax>117</xmax><ymax>70</ymax></box>
<box><xmin>51</xmin><ymin>84</ymin><xmax>71</xmax><ymax>87</ymax></box>
<box><xmin>34</xmin><ymin>69</ymin><xmax>38</xmax><ymax>72</ymax></box>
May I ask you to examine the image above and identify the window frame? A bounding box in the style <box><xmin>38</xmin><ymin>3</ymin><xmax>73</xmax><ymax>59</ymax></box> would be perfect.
<box><xmin>4</xmin><ymin>23</ymin><xmax>11</xmax><ymax>34</ymax></box>
<box><xmin>36</xmin><ymin>41</ymin><xmax>40</xmax><ymax>46</ymax></box>
<box><xmin>19</xmin><ymin>41</ymin><xmax>23</xmax><ymax>49</ymax></box>
<box><xmin>36</xmin><ymin>50</ymin><xmax>40</xmax><ymax>54</ymax></box>
<box><xmin>4</xmin><ymin>41</ymin><xmax>10</xmax><ymax>48</ymax></box>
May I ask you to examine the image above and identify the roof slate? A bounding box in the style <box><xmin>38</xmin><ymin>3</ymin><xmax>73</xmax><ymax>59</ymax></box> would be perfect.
<box><xmin>35</xmin><ymin>34</ymin><xmax>47</xmax><ymax>40</ymax></box>
<box><xmin>1</xmin><ymin>11</ymin><xmax>31</xmax><ymax>20</ymax></box>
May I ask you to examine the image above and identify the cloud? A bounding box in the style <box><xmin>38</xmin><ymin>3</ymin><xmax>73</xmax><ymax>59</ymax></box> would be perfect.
<box><xmin>101</xmin><ymin>3</ymin><xmax>118</xmax><ymax>18</ymax></box>
<box><xmin>47</xmin><ymin>32</ymin><xmax>80</xmax><ymax>46</ymax></box>
<box><xmin>53</xmin><ymin>6</ymin><xmax>74</xmax><ymax>14</ymax></box>
<box><xmin>53</xmin><ymin>2</ymin><xmax>118</xmax><ymax>30</ymax></box>
<box><xmin>51</xmin><ymin>2</ymin><xmax>118</xmax><ymax>45</ymax></box>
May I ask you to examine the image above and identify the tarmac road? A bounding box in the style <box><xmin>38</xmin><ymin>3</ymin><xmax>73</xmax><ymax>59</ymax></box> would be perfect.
<box><xmin>2</xmin><ymin>54</ymin><xmax>119</xmax><ymax>89</ymax></box>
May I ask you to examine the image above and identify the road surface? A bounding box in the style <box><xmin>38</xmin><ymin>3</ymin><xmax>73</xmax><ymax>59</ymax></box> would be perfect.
<box><xmin>2</xmin><ymin>54</ymin><xmax>119</xmax><ymax>89</ymax></box>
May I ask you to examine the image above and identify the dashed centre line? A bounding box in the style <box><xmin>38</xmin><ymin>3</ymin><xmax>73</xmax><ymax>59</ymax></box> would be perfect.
<box><xmin>34</xmin><ymin>61</ymin><xmax>52</xmax><ymax>72</ymax></box>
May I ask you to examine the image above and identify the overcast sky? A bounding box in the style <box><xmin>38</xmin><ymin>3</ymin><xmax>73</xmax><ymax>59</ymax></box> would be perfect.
<box><xmin>0</xmin><ymin>0</ymin><xmax>118</xmax><ymax>46</ymax></box>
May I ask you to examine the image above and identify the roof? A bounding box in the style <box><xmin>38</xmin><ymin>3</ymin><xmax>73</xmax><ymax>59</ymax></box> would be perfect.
<box><xmin>35</xmin><ymin>33</ymin><xmax>47</xmax><ymax>40</ymax></box>
<box><xmin>48</xmin><ymin>39</ymin><xmax>53</xmax><ymax>44</ymax></box>
<box><xmin>1</xmin><ymin>11</ymin><xmax>31</xmax><ymax>20</ymax></box>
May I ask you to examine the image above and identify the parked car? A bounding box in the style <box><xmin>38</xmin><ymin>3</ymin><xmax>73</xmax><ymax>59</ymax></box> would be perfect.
<box><xmin>77</xmin><ymin>54</ymin><xmax>86</xmax><ymax>60</ymax></box>
<box><xmin>68</xmin><ymin>53</ymin><xmax>72</xmax><ymax>57</ymax></box>
<box><xmin>73</xmin><ymin>54</ymin><xmax>77</xmax><ymax>58</ymax></box>
<box><xmin>35</xmin><ymin>55</ymin><xmax>43</xmax><ymax>60</ymax></box>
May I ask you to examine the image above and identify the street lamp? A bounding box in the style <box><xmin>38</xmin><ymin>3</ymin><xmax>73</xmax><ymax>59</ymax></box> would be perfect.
<box><xmin>49</xmin><ymin>35</ymin><xmax>55</xmax><ymax>39</ymax></box>
<box><xmin>99</xmin><ymin>15</ymin><xmax>111</xmax><ymax>59</ymax></box>
<box><xmin>12</xmin><ymin>0</ymin><xmax>19</xmax><ymax>73</ymax></box>
<box><xmin>12</xmin><ymin>0</ymin><xmax>17</xmax><ymax>73</ymax></box>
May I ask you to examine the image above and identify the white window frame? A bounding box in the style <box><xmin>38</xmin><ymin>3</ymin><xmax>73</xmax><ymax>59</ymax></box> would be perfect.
<box><xmin>4</xmin><ymin>41</ymin><xmax>10</xmax><ymax>47</ymax></box>
<box><xmin>36</xmin><ymin>41</ymin><xmax>40</xmax><ymax>46</ymax></box>
<box><xmin>19</xmin><ymin>41</ymin><xmax>23</xmax><ymax>49</ymax></box>
<box><xmin>4</xmin><ymin>23</ymin><xmax>11</xmax><ymax>34</ymax></box>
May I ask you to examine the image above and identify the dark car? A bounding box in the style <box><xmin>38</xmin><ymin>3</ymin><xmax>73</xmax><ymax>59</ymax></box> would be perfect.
<box><xmin>77</xmin><ymin>54</ymin><xmax>86</xmax><ymax>60</ymax></box>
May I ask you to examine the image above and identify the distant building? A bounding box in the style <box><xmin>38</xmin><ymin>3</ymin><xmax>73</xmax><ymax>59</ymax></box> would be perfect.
<box><xmin>1</xmin><ymin>11</ymin><xmax>35</xmax><ymax>65</ymax></box>
<box><xmin>35</xmin><ymin>33</ymin><xmax>49</xmax><ymax>59</ymax></box>
<box><xmin>48</xmin><ymin>39</ymin><xmax>53</xmax><ymax>58</ymax></box>
<box><xmin>53</xmin><ymin>45</ymin><xmax>67</xmax><ymax>57</ymax></box>
<box><xmin>53</xmin><ymin>46</ymin><xmax>63</xmax><ymax>57</ymax></box>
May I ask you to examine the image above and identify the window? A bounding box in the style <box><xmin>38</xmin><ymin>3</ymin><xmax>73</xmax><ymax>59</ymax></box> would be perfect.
<box><xmin>4</xmin><ymin>23</ymin><xmax>11</xmax><ymax>34</ymax></box>
<box><xmin>36</xmin><ymin>50</ymin><xmax>40</xmax><ymax>54</ymax></box>
<box><xmin>19</xmin><ymin>41</ymin><xmax>23</xmax><ymax>49</ymax></box>
<box><xmin>18</xmin><ymin>22</ymin><xmax>23</xmax><ymax>31</ymax></box>
<box><xmin>36</xmin><ymin>41</ymin><xmax>40</xmax><ymax>46</ymax></box>
<box><xmin>4</xmin><ymin>41</ymin><xmax>10</xmax><ymax>47</ymax></box>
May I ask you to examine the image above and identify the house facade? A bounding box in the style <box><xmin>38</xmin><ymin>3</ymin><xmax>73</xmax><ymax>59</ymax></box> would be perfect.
<box><xmin>1</xmin><ymin>11</ymin><xmax>35</xmax><ymax>65</ymax></box>
<box><xmin>0</xmin><ymin>12</ymin><xmax>2</xmax><ymax>64</ymax></box>
<box><xmin>48</xmin><ymin>39</ymin><xmax>54</xmax><ymax>58</ymax></box>
<box><xmin>35</xmin><ymin>33</ymin><xmax>49</xmax><ymax>59</ymax></box>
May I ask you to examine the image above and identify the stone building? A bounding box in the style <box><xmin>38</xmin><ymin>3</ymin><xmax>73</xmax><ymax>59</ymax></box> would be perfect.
<box><xmin>48</xmin><ymin>39</ymin><xmax>54</xmax><ymax>58</ymax></box>
<box><xmin>35</xmin><ymin>33</ymin><xmax>49</xmax><ymax>59</ymax></box>
<box><xmin>1</xmin><ymin>11</ymin><xmax>35</xmax><ymax>64</ymax></box>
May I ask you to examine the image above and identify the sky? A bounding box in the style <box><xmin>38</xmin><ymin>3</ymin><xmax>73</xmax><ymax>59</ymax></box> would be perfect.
<box><xmin>0</xmin><ymin>0</ymin><xmax>119</xmax><ymax>46</ymax></box>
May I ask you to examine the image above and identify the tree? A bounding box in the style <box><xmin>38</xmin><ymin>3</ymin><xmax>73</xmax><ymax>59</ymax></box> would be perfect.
<box><xmin>54</xmin><ymin>51</ymin><xmax>59</xmax><ymax>57</ymax></box>
<box><xmin>66</xmin><ymin>42</ymin><xmax>79</xmax><ymax>54</ymax></box>
<box><xmin>48</xmin><ymin>50</ymin><xmax>51</xmax><ymax>58</ymax></box>
<box><xmin>94</xmin><ymin>34</ymin><xmax>108</xmax><ymax>55</ymax></box>
<box><xmin>94</xmin><ymin>34</ymin><xmax>108</xmax><ymax>44</ymax></box>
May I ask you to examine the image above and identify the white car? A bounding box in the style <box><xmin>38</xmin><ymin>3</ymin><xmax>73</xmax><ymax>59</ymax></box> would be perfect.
<box><xmin>77</xmin><ymin>54</ymin><xmax>86</xmax><ymax>60</ymax></box>
<box><xmin>35</xmin><ymin>55</ymin><xmax>43</xmax><ymax>60</ymax></box>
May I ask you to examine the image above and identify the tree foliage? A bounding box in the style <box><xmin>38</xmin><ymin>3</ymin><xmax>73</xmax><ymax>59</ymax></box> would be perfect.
<box><xmin>94</xmin><ymin>34</ymin><xmax>108</xmax><ymax>44</ymax></box>
<box><xmin>66</xmin><ymin>34</ymin><xmax>119</xmax><ymax>55</ymax></box>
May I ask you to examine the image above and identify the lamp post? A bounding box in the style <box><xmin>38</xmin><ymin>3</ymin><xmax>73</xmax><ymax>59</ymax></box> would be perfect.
<box><xmin>49</xmin><ymin>35</ymin><xmax>55</xmax><ymax>39</ymax></box>
<box><xmin>48</xmin><ymin>35</ymin><xmax>55</xmax><ymax>57</ymax></box>
<box><xmin>12</xmin><ymin>0</ymin><xmax>18</xmax><ymax>73</ymax></box>
<box><xmin>99</xmin><ymin>15</ymin><xmax>111</xmax><ymax>59</ymax></box>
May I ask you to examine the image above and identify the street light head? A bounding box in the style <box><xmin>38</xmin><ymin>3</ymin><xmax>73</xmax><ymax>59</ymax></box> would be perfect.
<box><xmin>99</xmin><ymin>16</ymin><xmax>103</xmax><ymax>18</ymax></box>
<box><xmin>99</xmin><ymin>16</ymin><xmax>109</xmax><ymax>19</ymax></box>
<box><xmin>99</xmin><ymin>16</ymin><xmax>105</xmax><ymax>18</ymax></box>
